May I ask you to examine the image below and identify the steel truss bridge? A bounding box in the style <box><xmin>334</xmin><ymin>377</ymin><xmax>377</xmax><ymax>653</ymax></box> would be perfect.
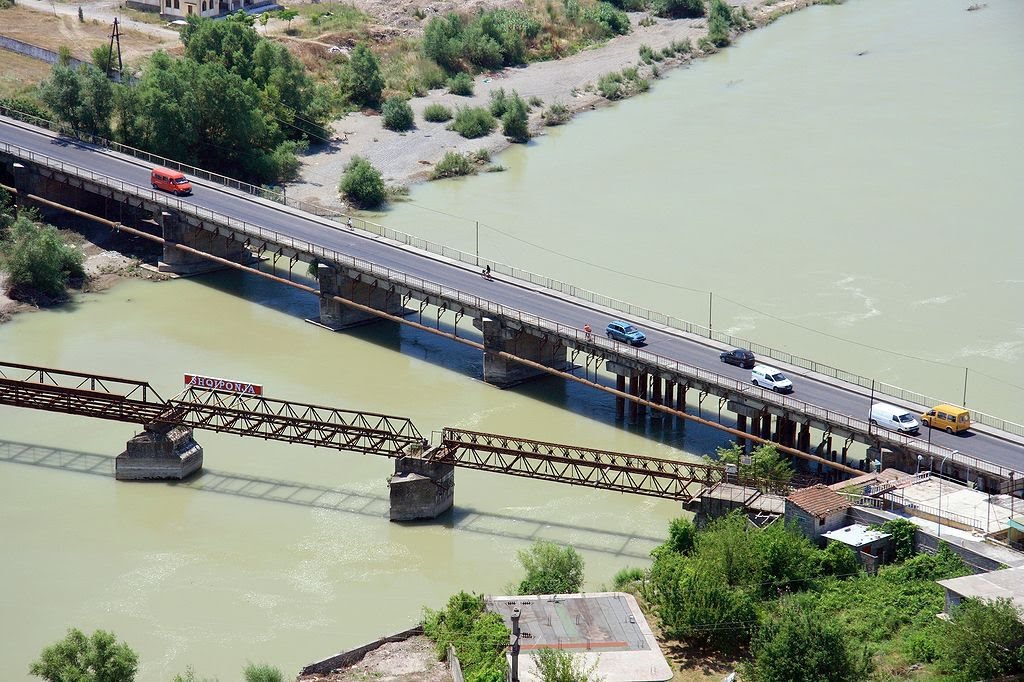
<box><xmin>0</xmin><ymin>361</ymin><xmax>736</xmax><ymax>503</ymax></box>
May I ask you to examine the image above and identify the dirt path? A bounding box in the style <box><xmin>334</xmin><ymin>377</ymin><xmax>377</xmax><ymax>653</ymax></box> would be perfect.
<box><xmin>289</xmin><ymin>0</ymin><xmax>816</xmax><ymax>214</ymax></box>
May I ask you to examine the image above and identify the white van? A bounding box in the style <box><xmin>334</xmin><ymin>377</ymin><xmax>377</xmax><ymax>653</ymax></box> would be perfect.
<box><xmin>750</xmin><ymin>364</ymin><xmax>794</xmax><ymax>394</ymax></box>
<box><xmin>869</xmin><ymin>402</ymin><xmax>921</xmax><ymax>435</ymax></box>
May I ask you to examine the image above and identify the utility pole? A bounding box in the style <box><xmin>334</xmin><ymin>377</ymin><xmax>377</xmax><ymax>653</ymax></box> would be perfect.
<box><xmin>510</xmin><ymin>607</ymin><xmax>521</xmax><ymax>682</ymax></box>
<box><xmin>107</xmin><ymin>18</ymin><xmax>124</xmax><ymax>79</ymax></box>
<box><xmin>475</xmin><ymin>220</ymin><xmax>479</xmax><ymax>267</ymax></box>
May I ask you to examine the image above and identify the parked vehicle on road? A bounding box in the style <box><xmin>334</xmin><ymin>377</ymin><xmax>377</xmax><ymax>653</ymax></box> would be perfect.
<box><xmin>151</xmin><ymin>167</ymin><xmax>192</xmax><ymax>196</ymax></box>
<box><xmin>720</xmin><ymin>348</ymin><xmax>756</xmax><ymax>368</ymax></box>
<box><xmin>921</xmin><ymin>404</ymin><xmax>971</xmax><ymax>434</ymax></box>
<box><xmin>605</xmin><ymin>321</ymin><xmax>646</xmax><ymax>346</ymax></box>
<box><xmin>870</xmin><ymin>402</ymin><xmax>921</xmax><ymax>435</ymax></box>
<box><xmin>750</xmin><ymin>364</ymin><xmax>793</xmax><ymax>393</ymax></box>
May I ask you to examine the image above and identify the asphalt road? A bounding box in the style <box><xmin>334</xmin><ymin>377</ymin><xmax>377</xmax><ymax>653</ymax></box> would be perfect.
<box><xmin>3</xmin><ymin>118</ymin><xmax>1022</xmax><ymax>475</ymax></box>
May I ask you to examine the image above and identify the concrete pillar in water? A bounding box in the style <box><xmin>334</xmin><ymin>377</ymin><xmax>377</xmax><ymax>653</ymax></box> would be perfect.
<box><xmin>677</xmin><ymin>385</ymin><xmax>687</xmax><ymax>410</ymax></box>
<box><xmin>761</xmin><ymin>415</ymin><xmax>772</xmax><ymax>440</ymax></box>
<box><xmin>637</xmin><ymin>372</ymin><xmax>648</xmax><ymax>418</ymax></box>
<box><xmin>115</xmin><ymin>425</ymin><xmax>203</xmax><ymax>480</ymax></box>
<box><xmin>615</xmin><ymin>374</ymin><xmax>626</xmax><ymax>419</ymax></box>
<box><xmin>389</xmin><ymin>450</ymin><xmax>454</xmax><ymax>521</ymax></box>
<box><xmin>158</xmin><ymin>210</ymin><xmax>249</xmax><ymax>276</ymax></box>
<box><xmin>316</xmin><ymin>264</ymin><xmax>408</xmax><ymax>331</ymax></box>
<box><xmin>474</xmin><ymin>317</ymin><xmax>567</xmax><ymax>387</ymax></box>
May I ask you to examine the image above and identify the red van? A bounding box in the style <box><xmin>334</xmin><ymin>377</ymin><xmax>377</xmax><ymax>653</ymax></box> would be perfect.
<box><xmin>151</xmin><ymin>167</ymin><xmax>193</xmax><ymax>196</ymax></box>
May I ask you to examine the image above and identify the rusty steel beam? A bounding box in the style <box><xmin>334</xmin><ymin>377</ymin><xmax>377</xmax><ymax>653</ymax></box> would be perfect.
<box><xmin>437</xmin><ymin>427</ymin><xmax>729</xmax><ymax>502</ymax></box>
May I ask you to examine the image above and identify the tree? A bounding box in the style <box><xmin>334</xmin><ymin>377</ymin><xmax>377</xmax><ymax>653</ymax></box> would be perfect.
<box><xmin>39</xmin><ymin>63</ymin><xmax>82</xmax><ymax>130</ymax></box>
<box><xmin>938</xmin><ymin>597</ymin><xmax>1024</xmax><ymax>682</ymax></box>
<box><xmin>275</xmin><ymin>8</ymin><xmax>298</xmax><ymax>32</ymax></box>
<box><xmin>501</xmin><ymin>93</ymin><xmax>530</xmax><ymax>143</ymax></box>
<box><xmin>745</xmin><ymin>600</ymin><xmax>870</xmax><ymax>682</ymax></box>
<box><xmin>653</xmin><ymin>0</ymin><xmax>704</xmax><ymax>19</ymax></box>
<box><xmin>77</xmin><ymin>64</ymin><xmax>114</xmax><ymax>138</ymax></box>
<box><xmin>423</xmin><ymin>592</ymin><xmax>509</xmax><ymax>682</ymax></box>
<box><xmin>516</xmin><ymin>540</ymin><xmax>584</xmax><ymax>595</ymax></box>
<box><xmin>28</xmin><ymin>628</ymin><xmax>138</xmax><ymax>682</ymax></box>
<box><xmin>712</xmin><ymin>442</ymin><xmax>793</xmax><ymax>492</ymax></box>
<box><xmin>533</xmin><ymin>648</ymin><xmax>602</xmax><ymax>682</ymax></box>
<box><xmin>707</xmin><ymin>0</ymin><xmax>735</xmax><ymax>47</ymax></box>
<box><xmin>91</xmin><ymin>44</ymin><xmax>115</xmax><ymax>74</ymax></box>
<box><xmin>339</xmin><ymin>42</ymin><xmax>384</xmax><ymax>108</ymax></box>
<box><xmin>652</xmin><ymin>556</ymin><xmax>757</xmax><ymax>646</ymax></box>
<box><xmin>338</xmin><ymin>156</ymin><xmax>386</xmax><ymax>209</ymax></box>
<box><xmin>0</xmin><ymin>215</ymin><xmax>85</xmax><ymax>302</ymax></box>
<box><xmin>258</xmin><ymin>11</ymin><xmax>270</xmax><ymax>33</ymax></box>
<box><xmin>381</xmin><ymin>96</ymin><xmax>414</xmax><ymax>132</ymax></box>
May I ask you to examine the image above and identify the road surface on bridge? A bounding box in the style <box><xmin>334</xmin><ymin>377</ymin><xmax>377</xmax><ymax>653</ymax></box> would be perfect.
<box><xmin>2</xmin><ymin>118</ymin><xmax>1021</xmax><ymax>475</ymax></box>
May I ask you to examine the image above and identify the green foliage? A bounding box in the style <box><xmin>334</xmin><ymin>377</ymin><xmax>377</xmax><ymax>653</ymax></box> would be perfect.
<box><xmin>28</xmin><ymin>628</ymin><xmax>138</xmax><ymax>682</ymax></box>
<box><xmin>0</xmin><ymin>95</ymin><xmax>52</xmax><ymax>121</ymax></box>
<box><xmin>340</xmin><ymin>42</ymin><xmax>385</xmax><ymax>107</ymax></box>
<box><xmin>875</xmin><ymin>518</ymin><xmax>916</xmax><ymax>561</ymax></box>
<box><xmin>707</xmin><ymin>0</ymin><xmax>735</xmax><ymax>46</ymax></box>
<box><xmin>517</xmin><ymin>540</ymin><xmax>585</xmax><ymax>595</ymax></box>
<box><xmin>242</xmin><ymin>662</ymin><xmax>284</xmax><ymax>682</ymax></box>
<box><xmin>745</xmin><ymin>600</ymin><xmax>871</xmax><ymax>682</ymax></box>
<box><xmin>171</xmin><ymin>667</ymin><xmax>217</xmax><ymax>682</ymax></box>
<box><xmin>533</xmin><ymin>648</ymin><xmax>602</xmax><ymax>682</ymax></box>
<box><xmin>0</xmin><ymin>0</ymin><xmax>16</xmax><ymax>9</ymax></box>
<box><xmin>448</xmin><ymin>71</ymin><xmax>474</xmax><ymax>96</ymax></box>
<box><xmin>422</xmin><ymin>10</ymin><xmax>539</xmax><ymax>74</ymax></box>
<box><xmin>815</xmin><ymin>541</ymin><xmax>861</xmax><ymax>578</ymax></box>
<box><xmin>338</xmin><ymin>155</ymin><xmax>386</xmax><ymax>209</ymax></box>
<box><xmin>449</xmin><ymin>106</ymin><xmax>496</xmax><ymax>139</ymax></box>
<box><xmin>423</xmin><ymin>103</ymin><xmax>453</xmax><ymax>122</ymax></box>
<box><xmin>654</xmin><ymin>0</ymin><xmax>704</xmax><ymax>18</ymax></box>
<box><xmin>543</xmin><ymin>102</ymin><xmax>570</xmax><ymax>126</ymax></box>
<box><xmin>381</xmin><ymin>96</ymin><xmax>415</xmax><ymax>131</ymax></box>
<box><xmin>711</xmin><ymin>443</ymin><xmax>794</xmax><ymax>492</ymax></box>
<box><xmin>39</xmin><ymin>63</ymin><xmax>113</xmax><ymax>137</ymax></box>
<box><xmin>91</xmin><ymin>45</ymin><xmax>116</xmax><ymax>74</ymax></box>
<box><xmin>596</xmin><ymin>72</ymin><xmax>623</xmax><ymax>99</ymax></box>
<box><xmin>274</xmin><ymin>7</ymin><xmax>298</xmax><ymax>31</ymax></box>
<box><xmin>431</xmin><ymin>151</ymin><xmax>476</xmax><ymax>180</ymax></box>
<box><xmin>423</xmin><ymin>592</ymin><xmax>509</xmax><ymax>682</ymax></box>
<box><xmin>656</xmin><ymin>517</ymin><xmax>697</xmax><ymax>556</ymax></box>
<box><xmin>583</xmin><ymin>2</ymin><xmax>630</xmax><ymax>37</ymax></box>
<box><xmin>488</xmin><ymin>88</ymin><xmax>511</xmax><ymax>117</ymax></box>
<box><xmin>938</xmin><ymin>597</ymin><xmax>1024</xmax><ymax>681</ymax></box>
<box><xmin>501</xmin><ymin>92</ymin><xmax>530</xmax><ymax>143</ymax></box>
<box><xmin>606</xmin><ymin>0</ymin><xmax>646</xmax><ymax>9</ymax></box>
<box><xmin>0</xmin><ymin>216</ymin><xmax>85</xmax><ymax>302</ymax></box>
<box><xmin>612</xmin><ymin>567</ymin><xmax>646</xmax><ymax>591</ymax></box>
<box><xmin>58</xmin><ymin>45</ymin><xmax>73</xmax><ymax>66</ymax></box>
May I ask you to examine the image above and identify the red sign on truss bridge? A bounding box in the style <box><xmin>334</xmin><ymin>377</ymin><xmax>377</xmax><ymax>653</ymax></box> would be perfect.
<box><xmin>184</xmin><ymin>373</ymin><xmax>263</xmax><ymax>396</ymax></box>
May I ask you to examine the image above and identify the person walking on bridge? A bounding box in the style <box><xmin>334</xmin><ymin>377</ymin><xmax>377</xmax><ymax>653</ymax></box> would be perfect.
<box><xmin>584</xmin><ymin>324</ymin><xmax>592</xmax><ymax>341</ymax></box>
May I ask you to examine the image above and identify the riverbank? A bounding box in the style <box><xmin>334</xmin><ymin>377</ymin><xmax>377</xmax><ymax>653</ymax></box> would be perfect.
<box><xmin>288</xmin><ymin>0</ymin><xmax>822</xmax><ymax>215</ymax></box>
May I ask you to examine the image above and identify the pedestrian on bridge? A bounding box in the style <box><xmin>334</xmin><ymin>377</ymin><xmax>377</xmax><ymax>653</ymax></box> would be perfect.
<box><xmin>584</xmin><ymin>324</ymin><xmax>592</xmax><ymax>341</ymax></box>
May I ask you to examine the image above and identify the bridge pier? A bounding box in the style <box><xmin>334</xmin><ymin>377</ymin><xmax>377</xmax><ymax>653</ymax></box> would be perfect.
<box><xmin>115</xmin><ymin>425</ymin><xmax>203</xmax><ymax>480</ymax></box>
<box><xmin>615</xmin><ymin>375</ymin><xmax>626</xmax><ymax>419</ymax></box>
<box><xmin>389</xmin><ymin>450</ymin><xmax>454</xmax><ymax>521</ymax></box>
<box><xmin>316</xmin><ymin>264</ymin><xmax>408</xmax><ymax>330</ymax></box>
<box><xmin>158</xmin><ymin>210</ymin><xmax>249</xmax><ymax>276</ymax></box>
<box><xmin>475</xmin><ymin>317</ymin><xmax>567</xmax><ymax>387</ymax></box>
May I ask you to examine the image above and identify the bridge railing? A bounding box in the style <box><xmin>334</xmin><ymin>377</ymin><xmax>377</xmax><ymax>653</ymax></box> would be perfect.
<box><xmin>4</xmin><ymin>140</ymin><xmax>1022</xmax><ymax>483</ymax></box>
<box><xmin>3</xmin><ymin>109</ymin><xmax>1021</xmax><ymax>439</ymax></box>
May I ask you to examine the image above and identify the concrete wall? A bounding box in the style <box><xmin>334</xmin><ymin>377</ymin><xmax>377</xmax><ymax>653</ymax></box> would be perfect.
<box><xmin>0</xmin><ymin>35</ymin><xmax>87</xmax><ymax>70</ymax></box>
<box><xmin>300</xmin><ymin>625</ymin><xmax>423</xmax><ymax>675</ymax></box>
<box><xmin>447</xmin><ymin>644</ymin><xmax>464</xmax><ymax>682</ymax></box>
<box><xmin>784</xmin><ymin>505</ymin><xmax>848</xmax><ymax>545</ymax></box>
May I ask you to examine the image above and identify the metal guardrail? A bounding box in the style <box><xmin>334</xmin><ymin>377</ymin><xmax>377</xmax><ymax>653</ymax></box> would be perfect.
<box><xmin>3</xmin><ymin>138</ymin><xmax>1023</xmax><ymax>484</ymax></box>
<box><xmin>2</xmin><ymin>106</ymin><xmax>1021</xmax><ymax>438</ymax></box>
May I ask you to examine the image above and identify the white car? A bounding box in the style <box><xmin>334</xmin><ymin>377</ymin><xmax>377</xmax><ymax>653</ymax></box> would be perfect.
<box><xmin>870</xmin><ymin>402</ymin><xmax>921</xmax><ymax>435</ymax></box>
<box><xmin>751</xmin><ymin>364</ymin><xmax>794</xmax><ymax>394</ymax></box>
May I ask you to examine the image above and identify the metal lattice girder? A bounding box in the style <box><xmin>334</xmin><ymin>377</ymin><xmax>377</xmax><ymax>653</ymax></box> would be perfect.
<box><xmin>164</xmin><ymin>388</ymin><xmax>422</xmax><ymax>456</ymax></box>
<box><xmin>0</xmin><ymin>361</ymin><xmax>163</xmax><ymax>402</ymax></box>
<box><xmin>438</xmin><ymin>427</ymin><xmax>726</xmax><ymax>502</ymax></box>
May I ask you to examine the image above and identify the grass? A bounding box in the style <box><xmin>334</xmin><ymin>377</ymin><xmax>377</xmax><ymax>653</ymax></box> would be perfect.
<box><xmin>291</xmin><ymin>2</ymin><xmax>370</xmax><ymax>39</ymax></box>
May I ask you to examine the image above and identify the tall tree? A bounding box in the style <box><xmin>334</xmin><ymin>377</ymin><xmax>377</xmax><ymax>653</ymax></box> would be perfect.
<box><xmin>39</xmin><ymin>63</ymin><xmax>82</xmax><ymax>131</ymax></box>
<box><xmin>516</xmin><ymin>540</ymin><xmax>585</xmax><ymax>595</ymax></box>
<box><xmin>339</xmin><ymin>42</ymin><xmax>384</xmax><ymax>107</ymax></box>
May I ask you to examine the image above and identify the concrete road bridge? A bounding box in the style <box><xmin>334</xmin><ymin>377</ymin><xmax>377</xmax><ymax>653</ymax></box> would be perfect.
<box><xmin>1</xmin><ymin>113</ymin><xmax>1023</xmax><ymax>495</ymax></box>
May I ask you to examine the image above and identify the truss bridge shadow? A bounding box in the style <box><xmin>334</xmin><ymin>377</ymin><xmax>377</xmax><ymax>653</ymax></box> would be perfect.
<box><xmin>0</xmin><ymin>440</ymin><xmax>663</xmax><ymax>559</ymax></box>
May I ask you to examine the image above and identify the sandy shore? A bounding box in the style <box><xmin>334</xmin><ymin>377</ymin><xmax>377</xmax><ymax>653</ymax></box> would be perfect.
<box><xmin>289</xmin><ymin>0</ymin><xmax>818</xmax><ymax>215</ymax></box>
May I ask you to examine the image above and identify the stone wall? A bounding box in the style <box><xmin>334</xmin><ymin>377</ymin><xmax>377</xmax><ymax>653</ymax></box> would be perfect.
<box><xmin>300</xmin><ymin>625</ymin><xmax>424</xmax><ymax>676</ymax></box>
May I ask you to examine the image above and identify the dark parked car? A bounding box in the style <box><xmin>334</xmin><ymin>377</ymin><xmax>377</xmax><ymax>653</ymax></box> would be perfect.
<box><xmin>720</xmin><ymin>348</ymin><xmax>756</xmax><ymax>369</ymax></box>
<box><xmin>606</xmin><ymin>321</ymin><xmax>646</xmax><ymax>346</ymax></box>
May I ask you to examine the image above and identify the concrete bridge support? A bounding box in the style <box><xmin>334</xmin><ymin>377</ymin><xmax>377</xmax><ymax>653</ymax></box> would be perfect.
<box><xmin>475</xmin><ymin>317</ymin><xmax>567</xmax><ymax>387</ymax></box>
<box><xmin>159</xmin><ymin>210</ymin><xmax>249</xmax><ymax>276</ymax></box>
<box><xmin>317</xmin><ymin>264</ymin><xmax>408</xmax><ymax>330</ymax></box>
<box><xmin>389</xmin><ymin>450</ymin><xmax>454</xmax><ymax>521</ymax></box>
<box><xmin>115</xmin><ymin>425</ymin><xmax>203</xmax><ymax>480</ymax></box>
<box><xmin>615</xmin><ymin>375</ymin><xmax>626</xmax><ymax>419</ymax></box>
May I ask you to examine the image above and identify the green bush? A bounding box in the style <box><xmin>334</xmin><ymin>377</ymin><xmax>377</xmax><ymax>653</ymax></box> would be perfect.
<box><xmin>0</xmin><ymin>216</ymin><xmax>84</xmax><ymax>302</ymax></box>
<box><xmin>340</xmin><ymin>42</ymin><xmax>384</xmax><ymax>107</ymax></box>
<box><xmin>653</xmin><ymin>0</ymin><xmax>704</xmax><ymax>18</ymax></box>
<box><xmin>431</xmin><ymin>151</ymin><xmax>476</xmax><ymax>180</ymax></box>
<box><xmin>423</xmin><ymin>103</ymin><xmax>453</xmax><ymax>122</ymax></box>
<box><xmin>597</xmin><ymin>72</ymin><xmax>624</xmax><ymax>99</ymax></box>
<box><xmin>707</xmin><ymin>0</ymin><xmax>735</xmax><ymax>46</ymax></box>
<box><xmin>543</xmin><ymin>102</ymin><xmax>570</xmax><ymax>126</ymax></box>
<box><xmin>449</xmin><ymin>106</ymin><xmax>495</xmax><ymax>138</ymax></box>
<box><xmin>422</xmin><ymin>10</ymin><xmax>539</xmax><ymax>74</ymax></box>
<box><xmin>516</xmin><ymin>540</ymin><xmax>584</xmax><ymax>595</ymax></box>
<box><xmin>423</xmin><ymin>592</ymin><xmax>509</xmax><ymax>681</ymax></box>
<box><xmin>242</xmin><ymin>663</ymin><xmax>284</xmax><ymax>682</ymax></box>
<box><xmin>816</xmin><ymin>541</ymin><xmax>861</xmax><ymax>578</ymax></box>
<box><xmin>338</xmin><ymin>156</ymin><xmax>386</xmax><ymax>209</ymax></box>
<box><xmin>448</xmin><ymin>72</ymin><xmax>474</xmax><ymax>96</ymax></box>
<box><xmin>584</xmin><ymin>2</ymin><xmax>631</xmax><ymax>37</ymax></box>
<box><xmin>29</xmin><ymin>628</ymin><xmax>138</xmax><ymax>682</ymax></box>
<box><xmin>381</xmin><ymin>96</ymin><xmax>414</xmax><ymax>131</ymax></box>
<box><xmin>502</xmin><ymin>96</ymin><xmax>529</xmax><ymax>143</ymax></box>
<box><xmin>488</xmin><ymin>88</ymin><xmax>511</xmax><ymax>117</ymax></box>
<box><xmin>612</xmin><ymin>567</ymin><xmax>646</xmax><ymax>590</ymax></box>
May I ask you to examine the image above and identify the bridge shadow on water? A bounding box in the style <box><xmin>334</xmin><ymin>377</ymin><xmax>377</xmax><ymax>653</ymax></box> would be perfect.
<box><xmin>0</xmin><ymin>439</ymin><xmax>662</xmax><ymax>559</ymax></box>
<box><xmin>189</xmin><ymin>270</ymin><xmax>735</xmax><ymax>457</ymax></box>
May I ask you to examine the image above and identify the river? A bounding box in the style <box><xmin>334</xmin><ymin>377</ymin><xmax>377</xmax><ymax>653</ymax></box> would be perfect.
<box><xmin>2</xmin><ymin>0</ymin><xmax>1022</xmax><ymax>678</ymax></box>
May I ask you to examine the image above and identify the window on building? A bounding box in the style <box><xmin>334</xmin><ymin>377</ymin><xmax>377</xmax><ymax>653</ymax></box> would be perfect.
<box><xmin>173</xmin><ymin>0</ymin><xmax>179</xmax><ymax>8</ymax></box>
<box><xmin>818</xmin><ymin>518</ymin><xmax>825</xmax><ymax>526</ymax></box>
<box><xmin>165</xmin><ymin>0</ymin><xmax>171</xmax><ymax>7</ymax></box>
<box><xmin>201</xmin><ymin>1</ymin><xmax>206</xmax><ymax>10</ymax></box>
